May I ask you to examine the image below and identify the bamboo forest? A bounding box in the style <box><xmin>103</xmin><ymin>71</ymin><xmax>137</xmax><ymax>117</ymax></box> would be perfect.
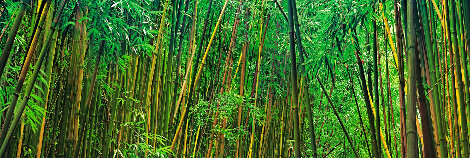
<box><xmin>3</xmin><ymin>0</ymin><xmax>470</xmax><ymax>157</ymax></box>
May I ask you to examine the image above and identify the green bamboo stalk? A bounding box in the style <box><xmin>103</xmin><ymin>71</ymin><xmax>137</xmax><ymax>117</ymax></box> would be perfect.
<box><xmin>405</xmin><ymin>0</ymin><xmax>419</xmax><ymax>157</ymax></box>
<box><xmin>372</xmin><ymin>17</ymin><xmax>382</xmax><ymax>157</ymax></box>
<box><xmin>287</xmin><ymin>0</ymin><xmax>301</xmax><ymax>156</ymax></box>
<box><xmin>170</xmin><ymin>0</ymin><xmax>213</xmax><ymax>151</ymax></box>
<box><xmin>393</xmin><ymin>1</ymin><xmax>407</xmax><ymax>156</ymax></box>
<box><xmin>0</xmin><ymin>0</ymin><xmax>29</xmax><ymax>145</ymax></box>
<box><xmin>316</xmin><ymin>77</ymin><xmax>359</xmax><ymax>158</ymax></box>
<box><xmin>449</xmin><ymin>0</ymin><xmax>469</xmax><ymax>156</ymax></box>
<box><xmin>348</xmin><ymin>69</ymin><xmax>371</xmax><ymax>157</ymax></box>
<box><xmin>456</xmin><ymin>0</ymin><xmax>470</xmax><ymax>143</ymax></box>
<box><xmin>290</xmin><ymin>0</ymin><xmax>317</xmax><ymax>156</ymax></box>
<box><xmin>418</xmin><ymin>0</ymin><xmax>446</xmax><ymax>156</ymax></box>
<box><xmin>0</xmin><ymin>0</ymin><xmax>28</xmax><ymax>77</ymax></box>
<box><xmin>0</xmin><ymin>7</ymin><xmax>66</xmax><ymax>158</ymax></box>
<box><xmin>462</xmin><ymin>0</ymin><xmax>470</xmax><ymax>145</ymax></box>
<box><xmin>352</xmin><ymin>28</ymin><xmax>379</xmax><ymax>158</ymax></box>
<box><xmin>0</xmin><ymin>0</ymin><xmax>68</xmax><ymax>155</ymax></box>
<box><xmin>74</xmin><ymin>40</ymin><xmax>104</xmax><ymax>158</ymax></box>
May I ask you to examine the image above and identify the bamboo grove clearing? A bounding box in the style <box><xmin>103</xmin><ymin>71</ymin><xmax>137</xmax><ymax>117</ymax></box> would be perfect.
<box><xmin>1</xmin><ymin>0</ymin><xmax>470</xmax><ymax>157</ymax></box>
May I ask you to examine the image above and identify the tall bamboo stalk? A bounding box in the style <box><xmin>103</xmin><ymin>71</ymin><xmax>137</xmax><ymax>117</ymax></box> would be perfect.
<box><xmin>287</xmin><ymin>0</ymin><xmax>301</xmax><ymax>156</ymax></box>
<box><xmin>352</xmin><ymin>29</ymin><xmax>379</xmax><ymax>158</ymax></box>
<box><xmin>372</xmin><ymin>16</ymin><xmax>382</xmax><ymax>157</ymax></box>
<box><xmin>393</xmin><ymin>1</ymin><xmax>407</xmax><ymax>157</ymax></box>
<box><xmin>418</xmin><ymin>0</ymin><xmax>447</xmax><ymax>156</ymax></box>
<box><xmin>0</xmin><ymin>0</ymin><xmax>28</xmax><ymax>77</ymax></box>
<box><xmin>449</xmin><ymin>0</ymin><xmax>469</xmax><ymax>156</ymax></box>
<box><xmin>291</xmin><ymin>0</ymin><xmax>317</xmax><ymax>156</ymax></box>
<box><xmin>0</xmin><ymin>0</ymin><xmax>68</xmax><ymax>155</ymax></box>
<box><xmin>317</xmin><ymin>77</ymin><xmax>359</xmax><ymax>158</ymax></box>
<box><xmin>405</xmin><ymin>0</ymin><xmax>419</xmax><ymax>157</ymax></box>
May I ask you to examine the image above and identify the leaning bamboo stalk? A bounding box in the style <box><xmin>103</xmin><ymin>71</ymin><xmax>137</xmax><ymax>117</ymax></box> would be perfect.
<box><xmin>174</xmin><ymin>18</ymin><xmax>197</xmax><ymax>118</ymax></box>
<box><xmin>380</xmin><ymin>3</ymin><xmax>398</xmax><ymax>69</ymax></box>
<box><xmin>348</xmin><ymin>68</ymin><xmax>371</xmax><ymax>157</ymax></box>
<box><xmin>193</xmin><ymin>0</ymin><xmax>229</xmax><ymax>88</ymax></box>
<box><xmin>366</xmin><ymin>78</ymin><xmax>394</xmax><ymax>158</ymax></box>
<box><xmin>172</xmin><ymin>1</ymin><xmax>198</xmax><ymax>152</ymax></box>
<box><xmin>0</xmin><ymin>0</ymin><xmax>68</xmax><ymax>156</ymax></box>
<box><xmin>0</xmin><ymin>22</ymin><xmax>10</xmax><ymax>41</ymax></box>
<box><xmin>171</xmin><ymin>0</ymin><xmax>228</xmax><ymax>151</ymax></box>
<box><xmin>15</xmin><ymin>115</ymin><xmax>24</xmax><ymax>158</ymax></box>
<box><xmin>191</xmin><ymin>124</ymin><xmax>202</xmax><ymax>157</ymax></box>
<box><xmin>182</xmin><ymin>118</ymin><xmax>190</xmax><ymax>158</ymax></box>
<box><xmin>317</xmin><ymin>77</ymin><xmax>359</xmax><ymax>158</ymax></box>
<box><xmin>0</xmin><ymin>0</ymin><xmax>28</xmax><ymax>77</ymax></box>
<box><xmin>0</xmin><ymin>1</ymin><xmax>69</xmax><ymax>155</ymax></box>
<box><xmin>351</xmin><ymin>30</ymin><xmax>379</xmax><ymax>158</ymax></box>
<box><xmin>36</xmin><ymin>29</ymin><xmax>58</xmax><ymax>158</ymax></box>
<box><xmin>0</xmin><ymin>0</ymin><xmax>52</xmax><ymax>145</ymax></box>
<box><xmin>35</xmin><ymin>0</ymin><xmax>55</xmax><ymax>156</ymax></box>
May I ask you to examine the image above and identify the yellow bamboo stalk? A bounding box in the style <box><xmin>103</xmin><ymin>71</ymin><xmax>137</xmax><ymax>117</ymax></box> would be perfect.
<box><xmin>182</xmin><ymin>119</ymin><xmax>190</xmax><ymax>158</ymax></box>
<box><xmin>36</xmin><ymin>31</ymin><xmax>58</xmax><ymax>158</ymax></box>
<box><xmin>232</xmin><ymin>50</ymin><xmax>243</xmax><ymax>78</ymax></box>
<box><xmin>173</xmin><ymin>0</ymin><xmax>229</xmax><ymax>152</ymax></box>
<box><xmin>248</xmin><ymin>117</ymin><xmax>255</xmax><ymax>158</ymax></box>
<box><xmin>37</xmin><ymin>0</ymin><xmax>42</xmax><ymax>13</ymax></box>
<box><xmin>279</xmin><ymin>103</ymin><xmax>285</xmax><ymax>158</ymax></box>
<box><xmin>34</xmin><ymin>1</ymin><xmax>53</xmax><ymax>157</ymax></box>
<box><xmin>447</xmin><ymin>93</ymin><xmax>454</xmax><ymax>157</ymax></box>
<box><xmin>380</xmin><ymin>3</ymin><xmax>398</xmax><ymax>69</ymax></box>
<box><xmin>173</xmin><ymin>28</ymin><xmax>196</xmax><ymax>123</ymax></box>
<box><xmin>72</xmin><ymin>7</ymin><xmax>87</xmax><ymax>149</ymax></box>
<box><xmin>193</xmin><ymin>0</ymin><xmax>230</xmax><ymax>87</ymax></box>
<box><xmin>365</xmin><ymin>86</ymin><xmax>392</xmax><ymax>158</ymax></box>
<box><xmin>16</xmin><ymin>115</ymin><xmax>25</xmax><ymax>158</ymax></box>
<box><xmin>170</xmin><ymin>0</ymin><xmax>199</xmax><ymax>150</ymax></box>
<box><xmin>430</xmin><ymin>0</ymin><xmax>445</xmax><ymax>28</ymax></box>
<box><xmin>259</xmin><ymin>86</ymin><xmax>270</xmax><ymax>157</ymax></box>
<box><xmin>145</xmin><ymin>0</ymin><xmax>170</xmax><ymax>154</ymax></box>
<box><xmin>192</xmin><ymin>125</ymin><xmax>201</xmax><ymax>157</ymax></box>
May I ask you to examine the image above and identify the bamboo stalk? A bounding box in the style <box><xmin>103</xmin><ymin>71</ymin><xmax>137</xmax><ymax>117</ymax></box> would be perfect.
<box><xmin>0</xmin><ymin>0</ymin><xmax>27</xmax><ymax>77</ymax></box>
<box><xmin>316</xmin><ymin>77</ymin><xmax>359</xmax><ymax>158</ymax></box>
